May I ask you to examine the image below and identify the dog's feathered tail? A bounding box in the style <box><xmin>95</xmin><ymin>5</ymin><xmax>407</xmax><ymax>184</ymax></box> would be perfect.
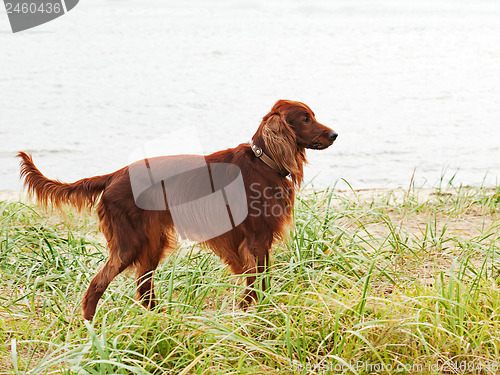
<box><xmin>17</xmin><ymin>152</ymin><xmax>114</xmax><ymax>211</ymax></box>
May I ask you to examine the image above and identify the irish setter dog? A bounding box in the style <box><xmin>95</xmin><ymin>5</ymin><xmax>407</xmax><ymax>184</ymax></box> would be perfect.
<box><xmin>18</xmin><ymin>100</ymin><xmax>337</xmax><ymax>320</ymax></box>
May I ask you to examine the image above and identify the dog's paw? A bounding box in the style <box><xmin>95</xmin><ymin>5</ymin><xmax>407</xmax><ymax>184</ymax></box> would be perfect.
<box><xmin>238</xmin><ymin>290</ymin><xmax>257</xmax><ymax>310</ymax></box>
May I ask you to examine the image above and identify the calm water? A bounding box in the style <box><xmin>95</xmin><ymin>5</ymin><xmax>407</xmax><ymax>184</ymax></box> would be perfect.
<box><xmin>1</xmin><ymin>0</ymin><xmax>500</xmax><ymax>190</ymax></box>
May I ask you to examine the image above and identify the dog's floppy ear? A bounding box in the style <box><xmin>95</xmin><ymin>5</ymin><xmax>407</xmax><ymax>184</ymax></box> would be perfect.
<box><xmin>261</xmin><ymin>113</ymin><xmax>299</xmax><ymax>180</ymax></box>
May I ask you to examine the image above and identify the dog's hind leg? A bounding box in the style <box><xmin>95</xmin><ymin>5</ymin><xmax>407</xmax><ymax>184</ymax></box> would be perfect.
<box><xmin>135</xmin><ymin>251</ymin><xmax>163</xmax><ymax>311</ymax></box>
<box><xmin>135</xmin><ymin>261</ymin><xmax>160</xmax><ymax>311</ymax></box>
<box><xmin>135</xmin><ymin>228</ymin><xmax>175</xmax><ymax>311</ymax></box>
<box><xmin>82</xmin><ymin>206</ymin><xmax>138</xmax><ymax>320</ymax></box>
<box><xmin>82</xmin><ymin>249</ymin><xmax>133</xmax><ymax>320</ymax></box>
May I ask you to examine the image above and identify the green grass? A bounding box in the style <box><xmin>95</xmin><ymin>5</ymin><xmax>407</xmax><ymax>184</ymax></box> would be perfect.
<box><xmin>0</xmin><ymin>184</ymin><xmax>499</xmax><ymax>374</ymax></box>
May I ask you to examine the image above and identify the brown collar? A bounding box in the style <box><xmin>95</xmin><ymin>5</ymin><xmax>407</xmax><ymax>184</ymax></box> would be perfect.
<box><xmin>249</xmin><ymin>141</ymin><xmax>289</xmax><ymax>177</ymax></box>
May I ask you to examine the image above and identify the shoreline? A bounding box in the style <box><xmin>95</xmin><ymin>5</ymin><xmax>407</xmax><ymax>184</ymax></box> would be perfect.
<box><xmin>2</xmin><ymin>186</ymin><xmax>497</xmax><ymax>204</ymax></box>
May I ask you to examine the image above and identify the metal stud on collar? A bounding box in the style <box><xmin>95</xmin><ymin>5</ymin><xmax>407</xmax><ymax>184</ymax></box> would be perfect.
<box><xmin>252</xmin><ymin>144</ymin><xmax>263</xmax><ymax>157</ymax></box>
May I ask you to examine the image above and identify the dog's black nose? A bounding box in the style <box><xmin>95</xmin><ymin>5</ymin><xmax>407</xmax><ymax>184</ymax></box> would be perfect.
<box><xmin>327</xmin><ymin>131</ymin><xmax>338</xmax><ymax>141</ymax></box>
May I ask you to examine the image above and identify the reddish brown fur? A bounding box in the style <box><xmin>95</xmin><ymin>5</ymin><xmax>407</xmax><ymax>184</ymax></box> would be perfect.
<box><xmin>17</xmin><ymin>100</ymin><xmax>337</xmax><ymax>320</ymax></box>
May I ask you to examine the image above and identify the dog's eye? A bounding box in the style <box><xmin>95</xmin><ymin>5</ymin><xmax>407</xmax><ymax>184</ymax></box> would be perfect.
<box><xmin>303</xmin><ymin>116</ymin><xmax>310</xmax><ymax>124</ymax></box>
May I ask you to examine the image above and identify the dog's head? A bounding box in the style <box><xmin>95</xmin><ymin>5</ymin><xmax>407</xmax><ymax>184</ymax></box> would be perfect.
<box><xmin>252</xmin><ymin>100</ymin><xmax>337</xmax><ymax>185</ymax></box>
<box><xmin>266</xmin><ymin>100</ymin><xmax>337</xmax><ymax>150</ymax></box>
